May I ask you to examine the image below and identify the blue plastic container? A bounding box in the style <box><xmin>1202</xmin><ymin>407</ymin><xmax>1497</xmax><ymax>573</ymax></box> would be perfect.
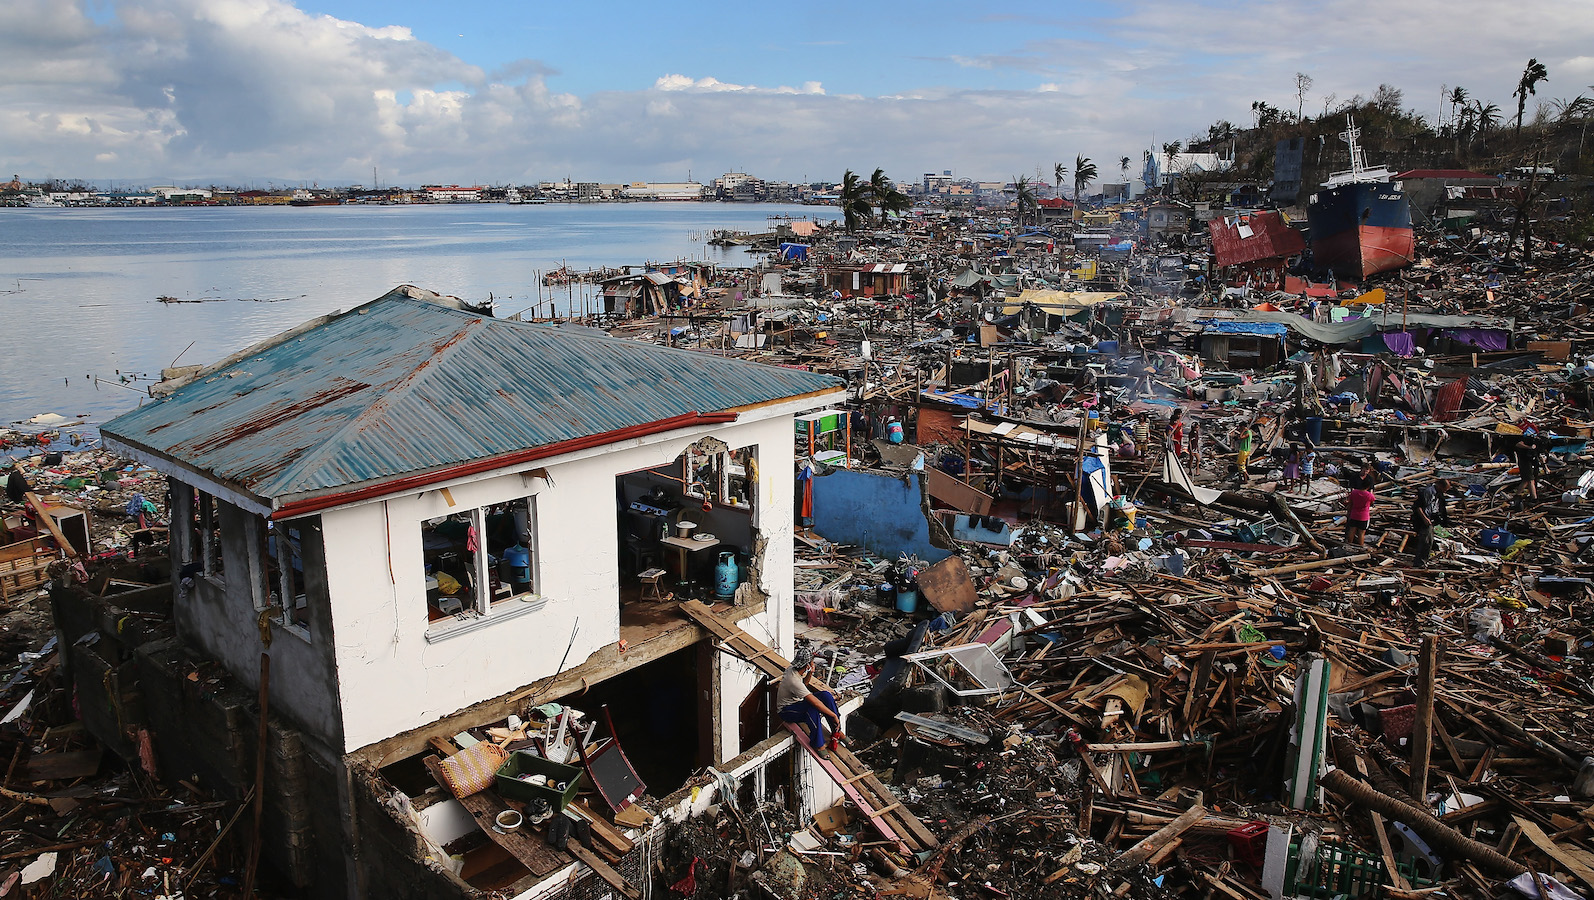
<box><xmin>895</xmin><ymin>585</ymin><xmax>918</xmax><ymax>614</ymax></box>
<box><xmin>1304</xmin><ymin>417</ymin><xmax>1324</xmax><ymax>445</ymax></box>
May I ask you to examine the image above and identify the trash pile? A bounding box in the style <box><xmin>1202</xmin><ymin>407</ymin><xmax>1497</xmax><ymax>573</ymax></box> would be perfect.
<box><xmin>0</xmin><ymin>626</ymin><xmax>263</xmax><ymax>897</ymax></box>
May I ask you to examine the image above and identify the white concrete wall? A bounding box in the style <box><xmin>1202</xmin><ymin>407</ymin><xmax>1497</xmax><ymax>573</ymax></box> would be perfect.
<box><xmin>328</xmin><ymin>409</ymin><xmax>805</xmax><ymax>755</ymax></box>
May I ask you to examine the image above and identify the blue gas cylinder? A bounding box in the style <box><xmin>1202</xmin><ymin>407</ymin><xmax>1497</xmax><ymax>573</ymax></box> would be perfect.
<box><xmin>714</xmin><ymin>552</ymin><xmax>740</xmax><ymax>600</ymax></box>
<box><xmin>503</xmin><ymin>544</ymin><xmax>532</xmax><ymax>589</ymax></box>
<box><xmin>887</xmin><ymin>421</ymin><xmax>904</xmax><ymax>444</ymax></box>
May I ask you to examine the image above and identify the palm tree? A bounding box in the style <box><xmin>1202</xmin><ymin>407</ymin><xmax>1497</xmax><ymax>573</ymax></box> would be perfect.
<box><xmin>866</xmin><ymin>168</ymin><xmax>910</xmax><ymax>224</ymax></box>
<box><xmin>838</xmin><ymin>169</ymin><xmax>872</xmax><ymax>233</ymax></box>
<box><xmin>1475</xmin><ymin>101</ymin><xmax>1502</xmax><ymax>149</ymax></box>
<box><xmin>1073</xmin><ymin>154</ymin><xmax>1097</xmax><ymax>203</ymax></box>
<box><xmin>1514</xmin><ymin>58</ymin><xmax>1549</xmax><ymax>136</ymax></box>
<box><xmin>1053</xmin><ymin>162</ymin><xmax>1067</xmax><ymax>197</ymax></box>
<box><xmin>1010</xmin><ymin>175</ymin><xmax>1037</xmax><ymax>226</ymax></box>
<box><xmin>1119</xmin><ymin>156</ymin><xmax>1131</xmax><ymax>178</ymax></box>
<box><xmin>1448</xmin><ymin>86</ymin><xmax>1468</xmax><ymax>130</ymax></box>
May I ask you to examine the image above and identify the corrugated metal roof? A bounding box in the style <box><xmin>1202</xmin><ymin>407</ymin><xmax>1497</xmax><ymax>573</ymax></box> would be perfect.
<box><xmin>103</xmin><ymin>288</ymin><xmax>841</xmax><ymax>504</ymax></box>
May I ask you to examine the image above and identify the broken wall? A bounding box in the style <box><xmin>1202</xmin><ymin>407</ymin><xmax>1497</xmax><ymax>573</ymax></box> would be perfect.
<box><xmin>810</xmin><ymin>467</ymin><xmax>951</xmax><ymax>563</ymax></box>
<box><xmin>328</xmin><ymin>408</ymin><xmax>805</xmax><ymax>757</ymax></box>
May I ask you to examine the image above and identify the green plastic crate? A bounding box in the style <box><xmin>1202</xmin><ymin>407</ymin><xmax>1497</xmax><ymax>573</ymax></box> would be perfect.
<box><xmin>494</xmin><ymin>751</ymin><xmax>583</xmax><ymax>811</ymax></box>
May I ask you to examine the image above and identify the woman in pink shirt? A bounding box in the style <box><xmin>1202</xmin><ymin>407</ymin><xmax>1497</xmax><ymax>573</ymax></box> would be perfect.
<box><xmin>1345</xmin><ymin>459</ymin><xmax>1376</xmax><ymax>546</ymax></box>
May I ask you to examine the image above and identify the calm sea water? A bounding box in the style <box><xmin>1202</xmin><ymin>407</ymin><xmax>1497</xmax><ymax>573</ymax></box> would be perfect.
<box><xmin>0</xmin><ymin>202</ymin><xmax>834</xmax><ymax>431</ymax></box>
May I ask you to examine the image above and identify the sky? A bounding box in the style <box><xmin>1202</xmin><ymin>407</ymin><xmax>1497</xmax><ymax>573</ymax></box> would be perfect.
<box><xmin>3</xmin><ymin>0</ymin><xmax>1593</xmax><ymax>187</ymax></box>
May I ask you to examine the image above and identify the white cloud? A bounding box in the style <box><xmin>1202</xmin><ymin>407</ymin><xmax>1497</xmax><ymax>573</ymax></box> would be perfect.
<box><xmin>1</xmin><ymin>0</ymin><xmax>1591</xmax><ymax>185</ymax></box>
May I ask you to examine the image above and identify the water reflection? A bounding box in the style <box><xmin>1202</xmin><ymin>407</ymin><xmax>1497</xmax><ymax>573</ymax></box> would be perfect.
<box><xmin>0</xmin><ymin>203</ymin><xmax>834</xmax><ymax>426</ymax></box>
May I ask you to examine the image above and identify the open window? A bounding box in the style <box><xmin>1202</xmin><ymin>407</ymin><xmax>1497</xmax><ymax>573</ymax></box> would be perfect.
<box><xmin>195</xmin><ymin>491</ymin><xmax>224</xmax><ymax>581</ymax></box>
<box><xmin>422</xmin><ymin>496</ymin><xmax>540</xmax><ymax>628</ymax></box>
<box><xmin>616</xmin><ymin>440</ymin><xmax>760</xmax><ymax>606</ymax></box>
<box><xmin>270</xmin><ymin>518</ymin><xmax>320</xmax><ymax>633</ymax></box>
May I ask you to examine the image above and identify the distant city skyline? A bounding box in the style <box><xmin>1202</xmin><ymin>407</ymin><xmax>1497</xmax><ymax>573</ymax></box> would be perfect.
<box><xmin>3</xmin><ymin>0</ymin><xmax>1590</xmax><ymax>186</ymax></box>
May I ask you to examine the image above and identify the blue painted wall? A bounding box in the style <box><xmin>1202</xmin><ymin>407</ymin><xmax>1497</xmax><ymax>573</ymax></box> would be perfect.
<box><xmin>809</xmin><ymin>468</ymin><xmax>951</xmax><ymax>563</ymax></box>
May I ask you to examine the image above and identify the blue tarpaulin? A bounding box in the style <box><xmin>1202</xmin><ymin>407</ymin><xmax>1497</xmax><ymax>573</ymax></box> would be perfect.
<box><xmin>779</xmin><ymin>243</ymin><xmax>809</xmax><ymax>261</ymax></box>
<box><xmin>1199</xmin><ymin>321</ymin><xmax>1289</xmax><ymax>336</ymax></box>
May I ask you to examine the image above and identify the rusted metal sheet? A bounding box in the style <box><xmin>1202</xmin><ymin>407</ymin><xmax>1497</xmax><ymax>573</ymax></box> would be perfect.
<box><xmin>1208</xmin><ymin>210</ymin><xmax>1305</xmax><ymax>268</ymax></box>
<box><xmin>102</xmin><ymin>290</ymin><xmax>842</xmax><ymax>504</ymax></box>
<box><xmin>917</xmin><ymin>555</ymin><xmax>978</xmax><ymax>614</ymax></box>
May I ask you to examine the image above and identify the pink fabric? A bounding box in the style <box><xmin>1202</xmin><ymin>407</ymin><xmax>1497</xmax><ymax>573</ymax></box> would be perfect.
<box><xmin>1347</xmin><ymin>488</ymin><xmax>1374</xmax><ymax>522</ymax></box>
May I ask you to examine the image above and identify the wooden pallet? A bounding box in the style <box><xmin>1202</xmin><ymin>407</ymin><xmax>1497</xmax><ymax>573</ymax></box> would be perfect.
<box><xmin>0</xmin><ymin>538</ymin><xmax>56</xmax><ymax>601</ymax></box>
<box><xmin>679</xmin><ymin>600</ymin><xmax>939</xmax><ymax>856</ymax></box>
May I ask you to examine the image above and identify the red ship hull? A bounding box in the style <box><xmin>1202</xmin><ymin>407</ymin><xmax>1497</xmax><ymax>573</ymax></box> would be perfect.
<box><xmin>1312</xmin><ymin>223</ymin><xmax>1414</xmax><ymax>280</ymax></box>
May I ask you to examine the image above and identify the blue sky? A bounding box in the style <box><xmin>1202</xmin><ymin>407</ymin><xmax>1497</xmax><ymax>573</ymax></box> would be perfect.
<box><xmin>301</xmin><ymin>1</ymin><xmax>1090</xmax><ymax>96</ymax></box>
<box><xmin>3</xmin><ymin>0</ymin><xmax>1592</xmax><ymax>186</ymax></box>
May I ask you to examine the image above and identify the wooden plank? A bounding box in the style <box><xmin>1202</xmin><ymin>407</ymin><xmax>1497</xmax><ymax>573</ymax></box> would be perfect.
<box><xmin>25</xmin><ymin>493</ymin><xmax>78</xmax><ymax>559</ymax></box>
<box><xmin>681</xmin><ymin>600</ymin><xmax>938</xmax><ymax>852</ymax></box>
<box><xmin>563</xmin><ymin>842</ymin><xmax>642</xmax><ymax>900</ymax></box>
<box><xmin>422</xmin><ymin>757</ymin><xmax>569</xmax><ymax>877</ymax></box>
<box><xmin>1108</xmin><ymin>803</ymin><xmax>1206</xmax><ymax>871</ymax></box>
<box><xmin>1513</xmin><ymin>815</ymin><xmax>1594</xmax><ymax>892</ymax></box>
<box><xmin>926</xmin><ymin>468</ymin><xmax>994</xmax><ymax>515</ymax></box>
<box><xmin>1370</xmin><ymin>811</ymin><xmax>1412</xmax><ymax>891</ymax></box>
<box><xmin>21</xmin><ymin>749</ymin><xmax>102</xmax><ymax>781</ymax></box>
<box><xmin>784</xmin><ymin>724</ymin><xmax>910</xmax><ymax>855</ymax></box>
<box><xmin>570</xmin><ymin>802</ymin><xmax>635</xmax><ymax>855</ymax></box>
<box><xmin>1411</xmin><ymin>636</ymin><xmax>1438</xmax><ymax>800</ymax></box>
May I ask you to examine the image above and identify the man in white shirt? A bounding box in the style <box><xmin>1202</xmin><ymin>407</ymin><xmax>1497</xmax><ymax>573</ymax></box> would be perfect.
<box><xmin>776</xmin><ymin>646</ymin><xmax>845</xmax><ymax>757</ymax></box>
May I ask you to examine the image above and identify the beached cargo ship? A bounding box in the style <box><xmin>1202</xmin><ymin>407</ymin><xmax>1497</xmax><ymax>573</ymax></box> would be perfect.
<box><xmin>1306</xmin><ymin>117</ymin><xmax>1413</xmax><ymax>279</ymax></box>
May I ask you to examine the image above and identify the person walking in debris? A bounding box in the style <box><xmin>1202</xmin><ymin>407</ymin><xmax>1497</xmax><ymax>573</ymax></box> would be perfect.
<box><xmin>1345</xmin><ymin>459</ymin><xmax>1376</xmax><ymax>546</ymax></box>
<box><xmin>776</xmin><ymin>647</ymin><xmax>845</xmax><ymax>758</ymax></box>
<box><xmin>1411</xmin><ymin>477</ymin><xmax>1454</xmax><ymax>567</ymax></box>
<box><xmin>1300</xmin><ymin>444</ymin><xmax>1317</xmax><ymax>489</ymax></box>
<box><xmin>1186</xmin><ymin>419</ymin><xmax>1203</xmax><ymax>469</ymax></box>
<box><xmin>1235</xmin><ymin>423</ymin><xmax>1255</xmax><ymax>480</ymax></box>
<box><xmin>1511</xmin><ymin>426</ymin><xmax>1549</xmax><ymax>502</ymax></box>
<box><xmin>1283</xmin><ymin>444</ymin><xmax>1302</xmax><ymax>486</ymax></box>
<box><xmin>1167</xmin><ymin>409</ymin><xmax>1185</xmax><ymax>462</ymax></box>
<box><xmin>1133</xmin><ymin>412</ymin><xmax>1151</xmax><ymax>450</ymax></box>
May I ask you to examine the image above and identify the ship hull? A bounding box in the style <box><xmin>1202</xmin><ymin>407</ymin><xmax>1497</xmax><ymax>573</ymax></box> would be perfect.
<box><xmin>1307</xmin><ymin>181</ymin><xmax>1413</xmax><ymax>279</ymax></box>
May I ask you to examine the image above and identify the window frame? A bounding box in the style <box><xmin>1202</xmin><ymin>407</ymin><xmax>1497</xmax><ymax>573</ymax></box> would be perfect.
<box><xmin>423</xmin><ymin>495</ymin><xmax>543</xmax><ymax>638</ymax></box>
<box><xmin>273</xmin><ymin>519</ymin><xmax>313</xmax><ymax>638</ymax></box>
<box><xmin>196</xmin><ymin>491</ymin><xmax>225</xmax><ymax>583</ymax></box>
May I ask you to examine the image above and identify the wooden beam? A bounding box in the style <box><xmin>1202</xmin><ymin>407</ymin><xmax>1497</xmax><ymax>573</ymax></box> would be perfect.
<box><xmin>1410</xmin><ymin>635</ymin><xmax>1438</xmax><ymax>801</ymax></box>
<box><xmin>1108</xmin><ymin>803</ymin><xmax>1207</xmax><ymax>871</ymax></box>
<box><xmin>1513</xmin><ymin>815</ymin><xmax>1594</xmax><ymax>893</ymax></box>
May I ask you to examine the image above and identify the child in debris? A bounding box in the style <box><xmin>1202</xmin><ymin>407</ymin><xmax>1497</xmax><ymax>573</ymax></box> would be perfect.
<box><xmin>1283</xmin><ymin>444</ymin><xmax>1302</xmax><ymax>485</ymax></box>
<box><xmin>1186</xmin><ymin>419</ymin><xmax>1203</xmax><ymax>468</ymax></box>
<box><xmin>1235</xmin><ymin>423</ymin><xmax>1255</xmax><ymax>479</ymax></box>
<box><xmin>776</xmin><ymin>647</ymin><xmax>845</xmax><ymax>758</ymax></box>
<box><xmin>1132</xmin><ymin>412</ymin><xmax>1150</xmax><ymax>449</ymax></box>
<box><xmin>1345</xmin><ymin>459</ymin><xmax>1376</xmax><ymax>546</ymax></box>
<box><xmin>1301</xmin><ymin>445</ymin><xmax>1316</xmax><ymax>486</ymax></box>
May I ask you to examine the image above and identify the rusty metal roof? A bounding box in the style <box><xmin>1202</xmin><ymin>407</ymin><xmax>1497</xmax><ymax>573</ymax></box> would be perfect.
<box><xmin>102</xmin><ymin>288</ymin><xmax>842</xmax><ymax>504</ymax></box>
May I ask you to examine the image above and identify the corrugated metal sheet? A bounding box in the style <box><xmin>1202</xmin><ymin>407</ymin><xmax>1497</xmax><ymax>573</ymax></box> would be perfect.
<box><xmin>103</xmin><ymin>290</ymin><xmax>841</xmax><ymax>503</ymax></box>
<box><xmin>1208</xmin><ymin>211</ymin><xmax>1306</xmax><ymax>268</ymax></box>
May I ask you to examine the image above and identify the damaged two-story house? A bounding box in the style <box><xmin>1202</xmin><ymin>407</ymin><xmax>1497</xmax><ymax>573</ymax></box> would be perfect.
<box><xmin>83</xmin><ymin>285</ymin><xmax>844</xmax><ymax>898</ymax></box>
